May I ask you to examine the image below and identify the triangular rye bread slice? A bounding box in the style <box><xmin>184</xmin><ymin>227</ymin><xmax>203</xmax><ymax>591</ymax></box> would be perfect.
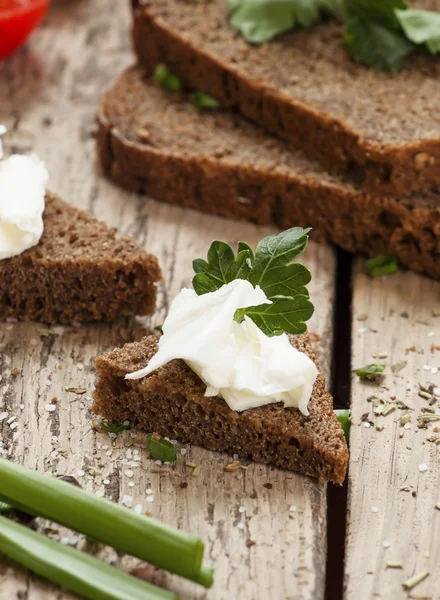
<box><xmin>97</xmin><ymin>66</ymin><xmax>440</xmax><ymax>280</ymax></box>
<box><xmin>93</xmin><ymin>333</ymin><xmax>349</xmax><ymax>484</ymax></box>
<box><xmin>0</xmin><ymin>192</ymin><xmax>161</xmax><ymax>323</ymax></box>
<box><xmin>132</xmin><ymin>0</ymin><xmax>440</xmax><ymax>198</ymax></box>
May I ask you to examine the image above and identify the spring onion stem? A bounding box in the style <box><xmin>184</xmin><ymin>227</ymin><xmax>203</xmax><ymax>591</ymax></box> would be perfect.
<box><xmin>0</xmin><ymin>458</ymin><xmax>213</xmax><ymax>587</ymax></box>
<box><xmin>0</xmin><ymin>515</ymin><xmax>177</xmax><ymax>600</ymax></box>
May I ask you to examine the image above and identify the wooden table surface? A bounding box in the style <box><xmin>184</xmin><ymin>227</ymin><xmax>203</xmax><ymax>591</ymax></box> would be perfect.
<box><xmin>0</xmin><ymin>2</ymin><xmax>439</xmax><ymax>599</ymax></box>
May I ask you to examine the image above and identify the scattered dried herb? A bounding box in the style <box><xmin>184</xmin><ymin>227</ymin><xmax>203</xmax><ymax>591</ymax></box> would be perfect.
<box><xmin>402</xmin><ymin>569</ymin><xmax>430</xmax><ymax>590</ymax></box>
<box><xmin>146</xmin><ymin>434</ymin><xmax>177</xmax><ymax>463</ymax></box>
<box><xmin>391</xmin><ymin>361</ymin><xmax>407</xmax><ymax>373</ymax></box>
<box><xmin>100</xmin><ymin>420</ymin><xmax>130</xmax><ymax>435</ymax></box>
<box><xmin>365</xmin><ymin>255</ymin><xmax>399</xmax><ymax>277</ymax></box>
<box><xmin>355</xmin><ymin>364</ymin><xmax>385</xmax><ymax>381</ymax></box>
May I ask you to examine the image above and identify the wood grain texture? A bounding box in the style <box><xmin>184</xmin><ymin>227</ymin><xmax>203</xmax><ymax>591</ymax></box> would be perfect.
<box><xmin>345</xmin><ymin>262</ymin><xmax>440</xmax><ymax>600</ymax></box>
<box><xmin>0</xmin><ymin>1</ymin><xmax>337</xmax><ymax>598</ymax></box>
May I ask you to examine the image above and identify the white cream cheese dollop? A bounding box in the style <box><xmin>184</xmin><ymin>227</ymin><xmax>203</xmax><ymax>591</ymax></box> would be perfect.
<box><xmin>0</xmin><ymin>154</ymin><xmax>48</xmax><ymax>260</ymax></box>
<box><xmin>126</xmin><ymin>279</ymin><xmax>318</xmax><ymax>415</ymax></box>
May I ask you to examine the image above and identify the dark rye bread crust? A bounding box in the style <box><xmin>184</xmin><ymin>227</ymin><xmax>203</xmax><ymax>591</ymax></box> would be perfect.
<box><xmin>0</xmin><ymin>192</ymin><xmax>161</xmax><ymax>324</ymax></box>
<box><xmin>97</xmin><ymin>67</ymin><xmax>440</xmax><ymax>280</ymax></box>
<box><xmin>93</xmin><ymin>334</ymin><xmax>349</xmax><ymax>484</ymax></box>
<box><xmin>132</xmin><ymin>0</ymin><xmax>440</xmax><ymax>197</ymax></box>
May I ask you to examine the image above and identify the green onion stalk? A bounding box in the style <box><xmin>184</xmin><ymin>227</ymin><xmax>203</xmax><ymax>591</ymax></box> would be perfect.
<box><xmin>0</xmin><ymin>458</ymin><xmax>213</xmax><ymax>587</ymax></box>
<box><xmin>0</xmin><ymin>515</ymin><xmax>177</xmax><ymax>600</ymax></box>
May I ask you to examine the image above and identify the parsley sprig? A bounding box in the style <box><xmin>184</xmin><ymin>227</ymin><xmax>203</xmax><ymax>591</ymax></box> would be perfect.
<box><xmin>228</xmin><ymin>0</ymin><xmax>440</xmax><ymax>71</ymax></box>
<box><xmin>192</xmin><ymin>227</ymin><xmax>314</xmax><ymax>336</ymax></box>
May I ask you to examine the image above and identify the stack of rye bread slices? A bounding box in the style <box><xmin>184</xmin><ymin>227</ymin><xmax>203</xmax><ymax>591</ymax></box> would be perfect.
<box><xmin>96</xmin><ymin>0</ymin><xmax>440</xmax><ymax>280</ymax></box>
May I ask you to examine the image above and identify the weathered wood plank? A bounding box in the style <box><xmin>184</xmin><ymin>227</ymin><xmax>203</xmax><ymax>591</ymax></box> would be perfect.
<box><xmin>0</xmin><ymin>1</ymin><xmax>337</xmax><ymax>598</ymax></box>
<box><xmin>345</xmin><ymin>261</ymin><xmax>440</xmax><ymax>600</ymax></box>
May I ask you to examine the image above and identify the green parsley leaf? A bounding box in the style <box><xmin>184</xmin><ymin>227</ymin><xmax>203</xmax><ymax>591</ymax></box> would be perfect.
<box><xmin>395</xmin><ymin>8</ymin><xmax>440</xmax><ymax>54</ymax></box>
<box><xmin>153</xmin><ymin>64</ymin><xmax>182</xmax><ymax>92</ymax></box>
<box><xmin>193</xmin><ymin>241</ymin><xmax>236</xmax><ymax>290</ymax></box>
<box><xmin>100</xmin><ymin>419</ymin><xmax>131</xmax><ymax>434</ymax></box>
<box><xmin>229</xmin><ymin>0</ymin><xmax>341</xmax><ymax>44</ymax></box>
<box><xmin>192</xmin><ymin>92</ymin><xmax>222</xmax><ymax>109</ymax></box>
<box><xmin>365</xmin><ymin>255</ymin><xmax>399</xmax><ymax>277</ymax></box>
<box><xmin>343</xmin><ymin>0</ymin><xmax>415</xmax><ymax>71</ymax></box>
<box><xmin>249</xmin><ymin>227</ymin><xmax>311</xmax><ymax>296</ymax></box>
<box><xmin>355</xmin><ymin>364</ymin><xmax>385</xmax><ymax>381</ymax></box>
<box><xmin>146</xmin><ymin>433</ymin><xmax>177</xmax><ymax>462</ymax></box>
<box><xmin>192</xmin><ymin>227</ymin><xmax>314</xmax><ymax>336</ymax></box>
<box><xmin>334</xmin><ymin>409</ymin><xmax>351</xmax><ymax>440</ymax></box>
<box><xmin>234</xmin><ymin>294</ymin><xmax>314</xmax><ymax>336</ymax></box>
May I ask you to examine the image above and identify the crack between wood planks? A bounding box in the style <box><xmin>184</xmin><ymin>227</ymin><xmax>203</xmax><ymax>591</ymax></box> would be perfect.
<box><xmin>325</xmin><ymin>249</ymin><xmax>353</xmax><ymax>600</ymax></box>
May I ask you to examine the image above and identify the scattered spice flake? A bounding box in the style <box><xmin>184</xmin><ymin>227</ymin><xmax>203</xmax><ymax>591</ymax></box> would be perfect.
<box><xmin>400</xmin><ymin>311</ymin><xmax>409</xmax><ymax>319</ymax></box>
<box><xmin>192</xmin><ymin>464</ymin><xmax>201</xmax><ymax>477</ymax></box>
<box><xmin>405</xmin><ymin>346</ymin><xmax>417</xmax><ymax>355</ymax></box>
<box><xmin>382</xmin><ymin>403</ymin><xmax>397</xmax><ymax>417</ymax></box>
<box><xmin>308</xmin><ymin>332</ymin><xmax>321</xmax><ymax>344</ymax></box>
<box><xmin>391</xmin><ymin>361</ymin><xmax>407</xmax><ymax>373</ymax></box>
<box><xmin>360</xmin><ymin>412</ymin><xmax>370</xmax><ymax>422</ymax></box>
<box><xmin>246</xmin><ymin>538</ymin><xmax>256</xmax><ymax>548</ymax></box>
<box><xmin>376</xmin><ymin>424</ymin><xmax>385</xmax><ymax>432</ymax></box>
<box><xmin>418</xmin><ymin>391</ymin><xmax>432</xmax><ymax>400</ymax></box>
<box><xmin>386</xmin><ymin>561</ymin><xmax>403</xmax><ymax>569</ymax></box>
<box><xmin>224</xmin><ymin>460</ymin><xmax>241</xmax><ymax>473</ymax></box>
<box><xmin>432</xmin><ymin>311</ymin><xmax>440</xmax><ymax>317</ymax></box>
<box><xmin>435</xmin><ymin>503</ymin><xmax>440</xmax><ymax>511</ymax></box>
<box><xmin>357</xmin><ymin>314</ymin><xmax>368</xmax><ymax>321</ymax></box>
<box><xmin>50</xmin><ymin>397</ymin><xmax>58</xmax><ymax>404</ymax></box>
<box><xmin>38</xmin><ymin>328</ymin><xmax>54</xmax><ymax>337</ymax></box>
<box><xmin>400</xmin><ymin>414</ymin><xmax>411</xmax><ymax>426</ymax></box>
<box><xmin>402</xmin><ymin>570</ymin><xmax>430</xmax><ymax>591</ymax></box>
<box><xmin>64</xmin><ymin>387</ymin><xmax>87</xmax><ymax>395</ymax></box>
<box><xmin>430</xmin><ymin>344</ymin><xmax>440</xmax><ymax>353</ymax></box>
<box><xmin>11</xmin><ymin>368</ymin><xmax>20</xmax><ymax>377</ymax></box>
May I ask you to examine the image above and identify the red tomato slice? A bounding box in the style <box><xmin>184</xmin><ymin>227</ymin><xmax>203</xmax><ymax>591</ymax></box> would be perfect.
<box><xmin>0</xmin><ymin>0</ymin><xmax>50</xmax><ymax>60</ymax></box>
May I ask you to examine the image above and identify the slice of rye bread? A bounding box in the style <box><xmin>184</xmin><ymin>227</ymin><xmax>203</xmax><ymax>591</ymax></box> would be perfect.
<box><xmin>93</xmin><ymin>333</ymin><xmax>349</xmax><ymax>484</ymax></box>
<box><xmin>132</xmin><ymin>0</ymin><xmax>440</xmax><ymax>197</ymax></box>
<box><xmin>0</xmin><ymin>192</ymin><xmax>161</xmax><ymax>324</ymax></box>
<box><xmin>97</xmin><ymin>66</ymin><xmax>440</xmax><ymax>280</ymax></box>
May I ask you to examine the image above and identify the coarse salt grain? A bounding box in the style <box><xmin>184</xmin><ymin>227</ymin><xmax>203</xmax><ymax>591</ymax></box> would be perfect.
<box><xmin>134</xmin><ymin>504</ymin><xmax>143</xmax><ymax>514</ymax></box>
<box><xmin>77</xmin><ymin>470</ymin><xmax>85</xmax><ymax>477</ymax></box>
<box><xmin>146</xmin><ymin>488</ymin><xmax>153</xmax><ymax>495</ymax></box>
<box><xmin>103</xmin><ymin>479</ymin><xmax>110</xmax><ymax>485</ymax></box>
<box><xmin>45</xmin><ymin>404</ymin><xmax>56</xmax><ymax>412</ymax></box>
<box><xmin>383</xmin><ymin>541</ymin><xmax>391</xmax><ymax>548</ymax></box>
<box><xmin>0</xmin><ymin>412</ymin><xmax>9</xmax><ymax>421</ymax></box>
<box><xmin>154</xmin><ymin>460</ymin><xmax>162</xmax><ymax>466</ymax></box>
<box><xmin>428</xmin><ymin>331</ymin><xmax>435</xmax><ymax>337</ymax></box>
<box><xmin>371</xmin><ymin>506</ymin><xmax>379</xmax><ymax>513</ymax></box>
<box><xmin>364</xmin><ymin>422</ymin><xmax>371</xmax><ymax>428</ymax></box>
<box><xmin>77</xmin><ymin>363</ymin><xmax>84</xmax><ymax>371</ymax></box>
<box><xmin>237</xmin><ymin>523</ymin><xmax>245</xmax><ymax>530</ymax></box>
<box><xmin>9</xmin><ymin>422</ymin><xmax>18</xmax><ymax>430</ymax></box>
<box><xmin>238</xmin><ymin>507</ymin><xmax>246</xmax><ymax>513</ymax></box>
<box><xmin>180</xmin><ymin>448</ymin><xmax>187</xmax><ymax>456</ymax></box>
<box><xmin>423</xmin><ymin>365</ymin><xmax>431</xmax><ymax>371</ymax></box>
<box><xmin>358</xmin><ymin>327</ymin><xmax>368</xmax><ymax>334</ymax></box>
<box><xmin>124</xmin><ymin>470</ymin><xmax>134</xmax><ymax>478</ymax></box>
<box><xmin>95</xmin><ymin>490</ymin><xmax>104</xmax><ymax>497</ymax></box>
<box><xmin>129</xmin><ymin>482</ymin><xmax>135</xmax><ymax>488</ymax></box>
<box><xmin>419</xmin><ymin>463</ymin><xmax>428</xmax><ymax>472</ymax></box>
<box><xmin>146</xmin><ymin>496</ymin><xmax>154</xmax><ymax>503</ymax></box>
<box><xmin>434</xmin><ymin>387</ymin><xmax>440</xmax><ymax>396</ymax></box>
<box><xmin>432</xmin><ymin>367</ymin><xmax>438</xmax><ymax>375</ymax></box>
<box><xmin>122</xmin><ymin>495</ymin><xmax>133</xmax><ymax>508</ymax></box>
<box><xmin>289</xmin><ymin>505</ymin><xmax>297</xmax><ymax>513</ymax></box>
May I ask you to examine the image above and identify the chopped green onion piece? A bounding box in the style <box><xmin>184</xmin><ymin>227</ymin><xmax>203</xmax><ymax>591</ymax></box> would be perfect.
<box><xmin>0</xmin><ymin>515</ymin><xmax>177</xmax><ymax>600</ymax></box>
<box><xmin>355</xmin><ymin>364</ymin><xmax>385</xmax><ymax>381</ymax></box>
<box><xmin>100</xmin><ymin>419</ymin><xmax>130</xmax><ymax>434</ymax></box>
<box><xmin>154</xmin><ymin>324</ymin><xmax>164</xmax><ymax>335</ymax></box>
<box><xmin>192</xmin><ymin>92</ymin><xmax>222</xmax><ymax>110</ymax></box>
<box><xmin>334</xmin><ymin>409</ymin><xmax>351</xmax><ymax>440</ymax></box>
<box><xmin>365</xmin><ymin>255</ymin><xmax>399</xmax><ymax>277</ymax></box>
<box><xmin>147</xmin><ymin>434</ymin><xmax>177</xmax><ymax>463</ymax></box>
<box><xmin>153</xmin><ymin>64</ymin><xmax>182</xmax><ymax>92</ymax></box>
<box><xmin>0</xmin><ymin>458</ymin><xmax>213</xmax><ymax>587</ymax></box>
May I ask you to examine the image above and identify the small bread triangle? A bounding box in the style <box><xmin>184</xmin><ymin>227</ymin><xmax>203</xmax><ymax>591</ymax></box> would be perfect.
<box><xmin>93</xmin><ymin>333</ymin><xmax>348</xmax><ymax>484</ymax></box>
<box><xmin>0</xmin><ymin>192</ymin><xmax>161</xmax><ymax>323</ymax></box>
